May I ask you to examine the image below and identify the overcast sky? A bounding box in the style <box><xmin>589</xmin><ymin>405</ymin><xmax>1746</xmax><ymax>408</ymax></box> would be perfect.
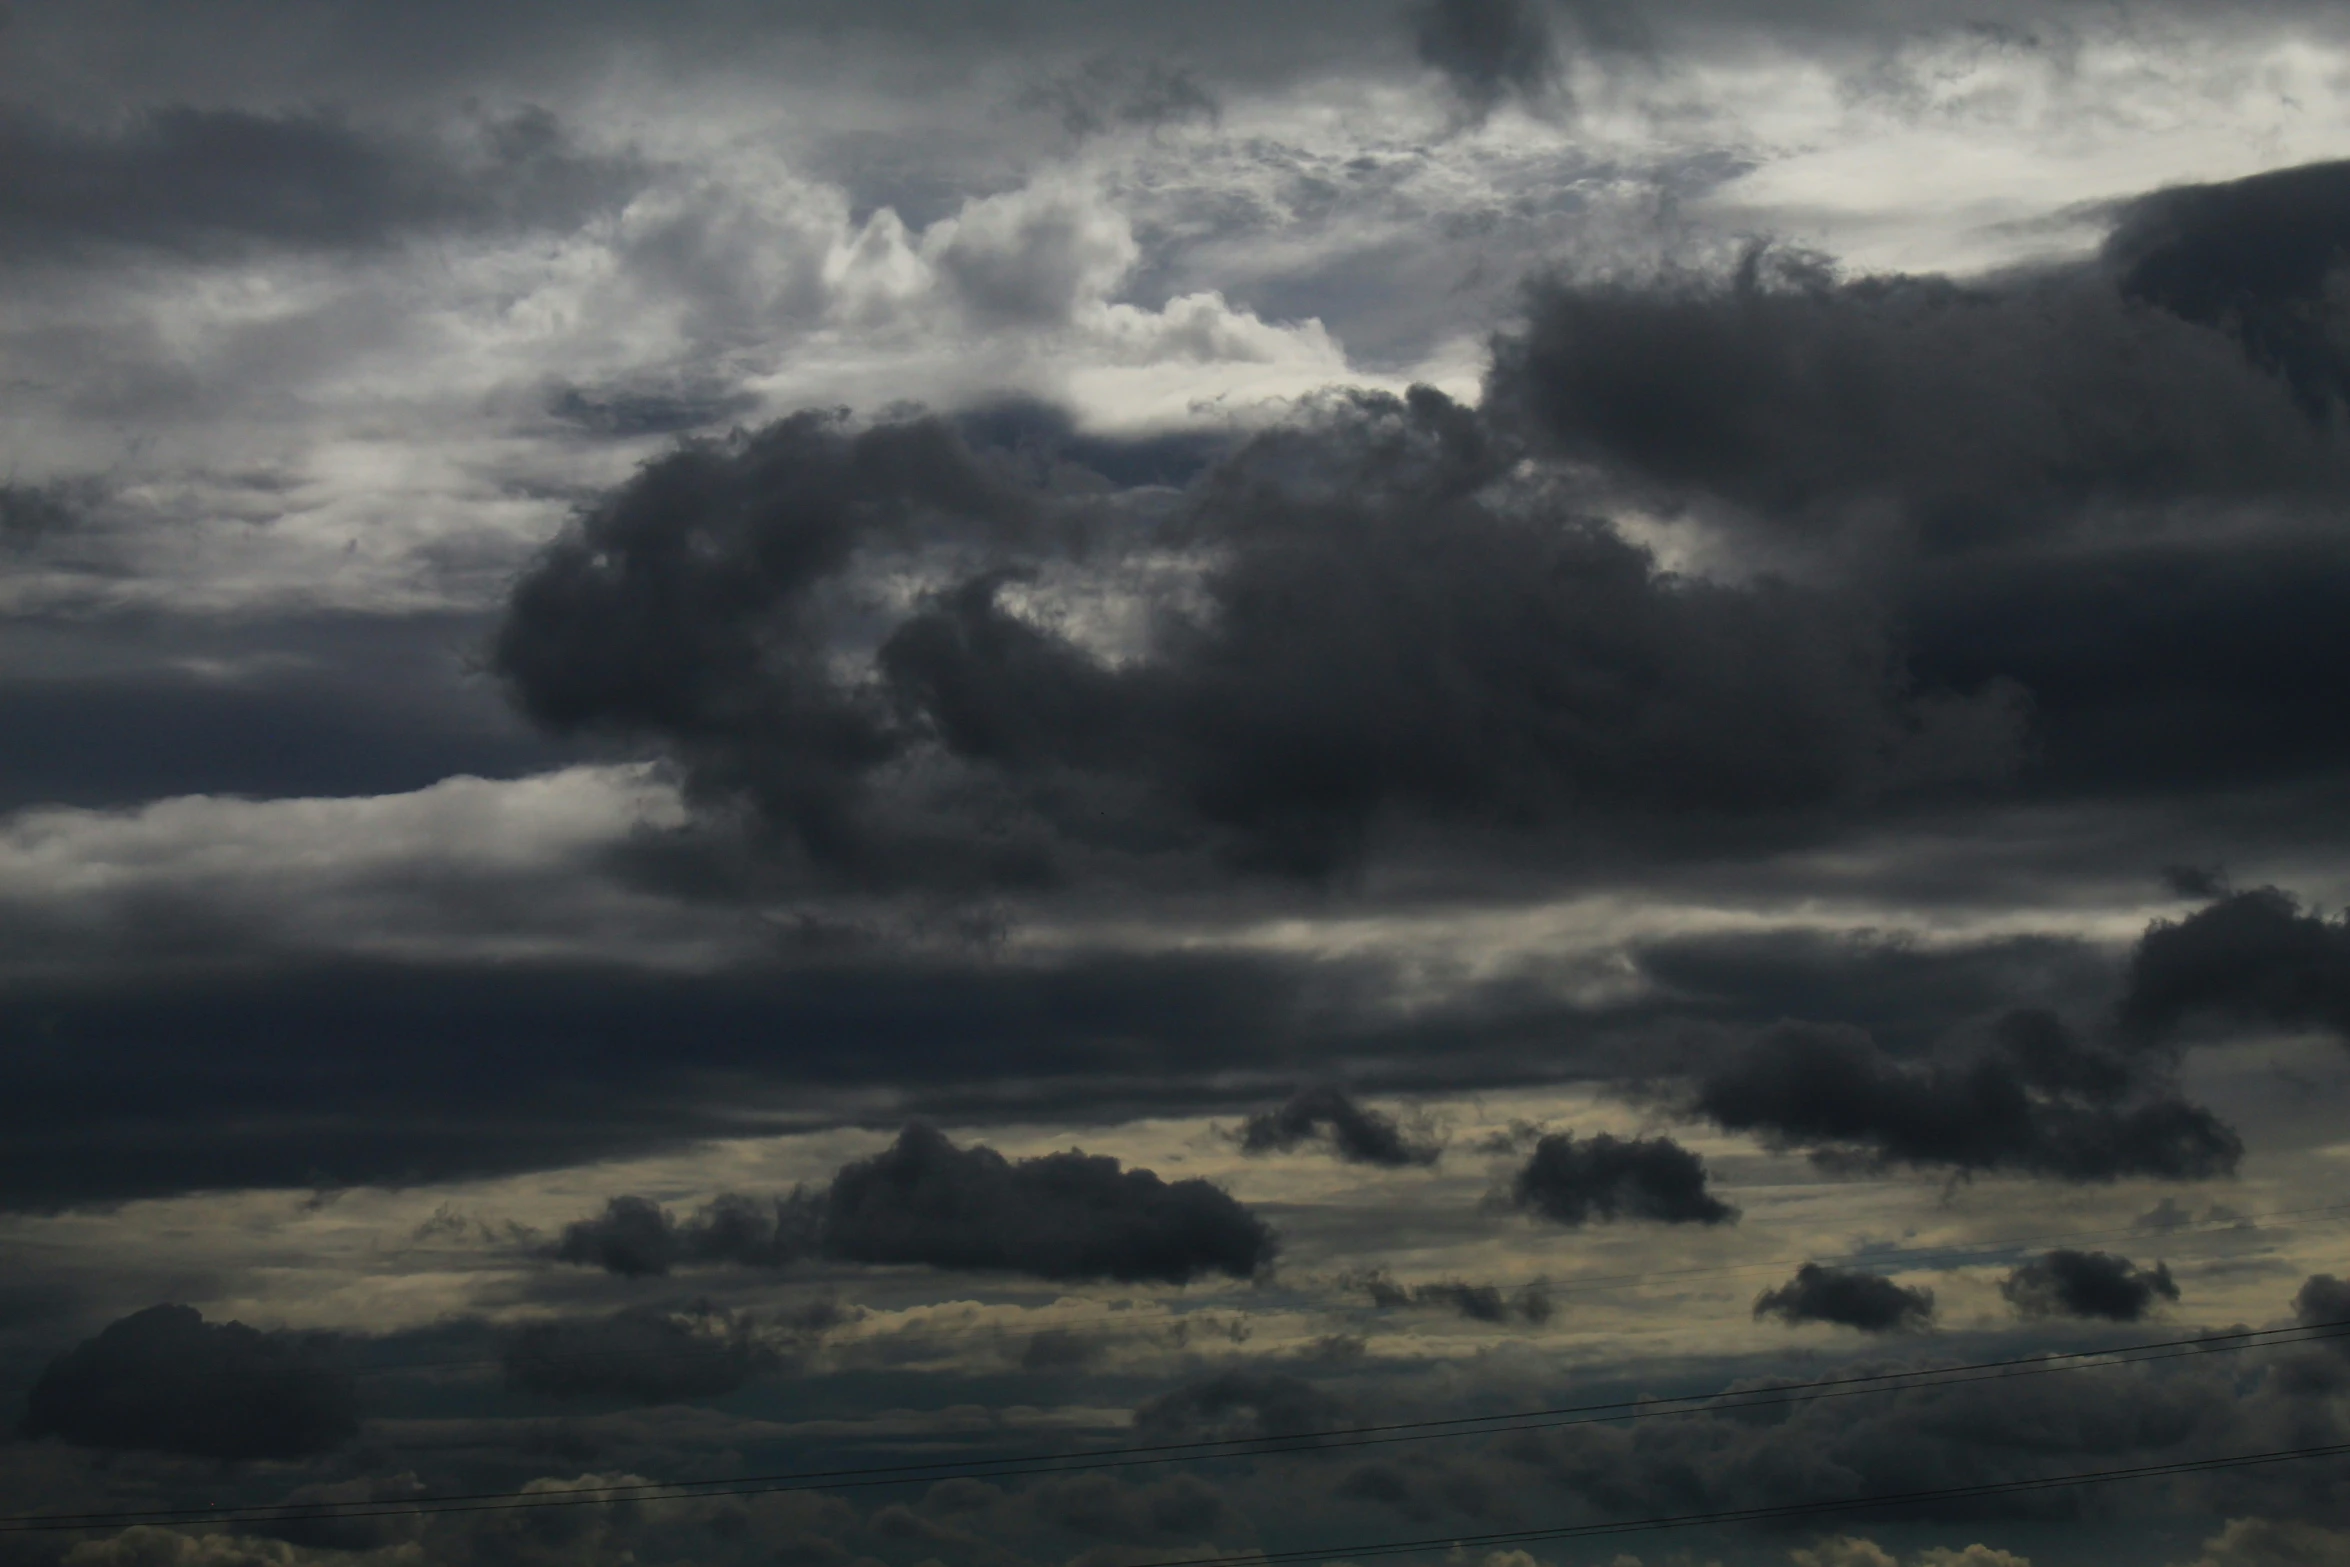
<box><xmin>6</xmin><ymin>4</ymin><xmax>2350</xmax><ymax>1566</ymax></box>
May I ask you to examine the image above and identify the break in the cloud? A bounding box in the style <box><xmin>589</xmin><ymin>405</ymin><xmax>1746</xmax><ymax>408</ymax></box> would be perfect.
<box><xmin>1999</xmin><ymin>1249</ymin><xmax>2181</xmax><ymax>1323</ymax></box>
<box><xmin>21</xmin><ymin>1305</ymin><xmax>360</xmax><ymax>1460</ymax></box>
<box><xmin>554</xmin><ymin>1124</ymin><xmax>1276</xmax><ymax>1285</ymax></box>
<box><xmin>1236</xmin><ymin>1087</ymin><xmax>1443</xmax><ymax>1167</ymax></box>
<box><xmin>1754</xmin><ymin>1262</ymin><xmax>1937</xmax><ymax>1333</ymax></box>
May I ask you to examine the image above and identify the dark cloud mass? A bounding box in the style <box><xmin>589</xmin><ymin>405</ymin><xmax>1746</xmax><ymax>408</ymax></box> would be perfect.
<box><xmin>1413</xmin><ymin>0</ymin><xmax>1560</xmax><ymax>111</ymax></box>
<box><xmin>21</xmin><ymin>1304</ymin><xmax>360</xmax><ymax>1459</ymax></box>
<box><xmin>1753</xmin><ymin>1262</ymin><xmax>1936</xmax><ymax>1332</ymax></box>
<box><xmin>2000</xmin><ymin>1249</ymin><xmax>2180</xmax><ymax>1322</ymax></box>
<box><xmin>1350</xmin><ymin>1269</ymin><xmax>1554</xmax><ymax>1324</ymax></box>
<box><xmin>822</xmin><ymin>1123</ymin><xmax>1275</xmax><ymax>1283</ymax></box>
<box><xmin>1237</xmin><ymin>1087</ymin><xmax>1443</xmax><ymax>1166</ymax></box>
<box><xmin>2121</xmin><ymin>887</ymin><xmax>2350</xmax><ymax>1045</ymax></box>
<box><xmin>556</xmin><ymin>1125</ymin><xmax>1274</xmax><ymax>1285</ymax></box>
<box><xmin>1690</xmin><ymin>1016</ymin><xmax>2242</xmax><ymax>1179</ymax></box>
<box><xmin>1507</xmin><ymin>1130</ymin><xmax>1736</xmax><ymax>1225</ymax></box>
<box><xmin>495</xmin><ymin>388</ymin><xmax>2026</xmax><ymax>886</ymax></box>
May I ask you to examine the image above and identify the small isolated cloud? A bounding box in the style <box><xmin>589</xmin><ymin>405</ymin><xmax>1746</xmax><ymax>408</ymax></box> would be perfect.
<box><xmin>1691</xmin><ymin>1017</ymin><xmax>2241</xmax><ymax>1181</ymax></box>
<box><xmin>1347</xmin><ymin>1268</ymin><xmax>1552</xmax><ymax>1324</ymax></box>
<box><xmin>1238</xmin><ymin>1086</ymin><xmax>1443</xmax><ymax>1167</ymax></box>
<box><xmin>22</xmin><ymin>1304</ymin><xmax>359</xmax><ymax>1460</ymax></box>
<box><xmin>1507</xmin><ymin>1131</ymin><xmax>1736</xmax><ymax>1227</ymax></box>
<box><xmin>1999</xmin><ymin>1250</ymin><xmax>2180</xmax><ymax>1322</ymax></box>
<box><xmin>1754</xmin><ymin>1263</ymin><xmax>1936</xmax><ymax>1333</ymax></box>
<box><xmin>2121</xmin><ymin>887</ymin><xmax>2350</xmax><ymax>1046</ymax></box>
<box><xmin>555</xmin><ymin>1123</ymin><xmax>1274</xmax><ymax>1286</ymax></box>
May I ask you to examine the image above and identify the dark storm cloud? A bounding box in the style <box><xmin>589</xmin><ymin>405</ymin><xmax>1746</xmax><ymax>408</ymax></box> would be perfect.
<box><xmin>1022</xmin><ymin>56</ymin><xmax>1220</xmax><ymax>138</ymax></box>
<box><xmin>820</xmin><ymin>1123</ymin><xmax>1275</xmax><ymax>1283</ymax></box>
<box><xmin>497</xmin><ymin>390</ymin><xmax>2024</xmax><ymax>888</ymax></box>
<box><xmin>2106</xmin><ymin>159</ymin><xmax>2350</xmax><ymax>414</ymax></box>
<box><xmin>1689</xmin><ymin>1016</ymin><xmax>2241</xmax><ymax>1180</ymax></box>
<box><xmin>2000</xmin><ymin>1249</ymin><xmax>2179</xmax><ymax>1322</ymax></box>
<box><xmin>1491</xmin><ymin>165</ymin><xmax>2350</xmax><ymax>544</ymax></box>
<box><xmin>1413</xmin><ymin>0</ymin><xmax>1560</xmax><ymax>113</ymax></box>
<box><xmin>1506</xmin><ymin>1131</ymin><xmax>1736</xmax><ymax>1226</ymax></box>
<box><xmin>0</xmin><ymin>103</ymin><xmax>639</xmax><ymax>258</ymax></box>
<box><xmin>2120</xmin><ymin>887</ymin><xmax>2350</xmax><ymax>1045</ymax></box>
<box><xmin>1347</xmin><ymin>1269</ymin><xmax>1554</xmax><ymax>1324</ymax></box>
<box><xmin>503</xmin><ymin>1306</ymin><xmax>786</xmax><ymax>1403</ymax></box>
<box><xmin>0</xmin><ymin>611</ymin><xmax>578</xmax><ymax>813</ymax></box>
<box><xmin>1237</xmin><ymin>1087</ymin><xmax>1442</xmax><ymax>1167</ymax></box>
<box><xmin>1753</xmin><ymin>1262</ymin><xmax>1935</xmax><ymax>1332</ymax></box>
<box><xmin>555</xmin><ymin>1126</ymin><xmax>1274</xmax><ymax>1285</ymax></box>
<box><xmin>2294</xmin><ymin>1275</ymin><xmax>2350</xmax><ymax>1329</ymax></box>
<box><xmin>21</xmin><ymin>1304</ymin><xmax>359</xmax><ymax>1460</ymax></box>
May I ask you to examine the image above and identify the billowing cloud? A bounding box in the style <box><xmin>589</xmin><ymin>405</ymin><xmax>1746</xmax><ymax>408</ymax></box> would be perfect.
<box><xmin>494</xmin><ymin>389</ymin><xmax>2026</xmax><ymax>887</ymax></box>
<box><xmin>1999</xmin><ymin>1249</ymin><xmax>2180</xmax><ymax>1322</ymax></box>
<box><xmin>556</xmin><ymin>1124</ymin><xmax>1275</xmax><ymax>1285</ymax></box>
<box><xmin>1413</xmin><ymin>0</ymin><xmax>1559</xmax><ymax>113</ymax></box>
<box><xmin>1505</xmin><ymin>1130</ymin><xmax>1736</xmax><ymax>1226</ymax></box>
<box><xmin>1690</xmin><ymin>1016</ymin><xmax>2242</xmax><ymax>1180</ymax></box>
<box><xmin>21</xmin><ymin>1304</ymin><xmax>360</xmax><ymax>1459</ymax></box>
<box><xmin>1754</xmin><ymin>1262</ymin><xmax>1937</xmax><ymax>1332</ymax></box>
<box><xmin>1237</xmin><ymin>1087</ymin><xmax>1442</xmax><ymax>1167</ymax></box>
<box><xmin>2121</xmin><ymin>888</ymin><xmax>2350</xmax><ymax>1046</ymax></box>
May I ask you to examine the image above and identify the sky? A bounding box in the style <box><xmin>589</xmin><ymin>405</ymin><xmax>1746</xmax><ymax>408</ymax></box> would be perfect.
<box><xmin>5</xmin><ymin>2</ymin><xmax>2350</xmax><ymax>1565</ymax></box>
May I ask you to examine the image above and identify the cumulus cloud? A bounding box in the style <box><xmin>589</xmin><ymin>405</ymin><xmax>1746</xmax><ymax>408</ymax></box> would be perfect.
<box><xmin>1690</xmin><ymin>1017</ymin><xmax>2242</xmax><ymax>1180</ymax></box>
<box><xmin>1506</xmin><ymin>1130</ymin><xmax>1736</xmax><ymax>1226</ymax></box>
<box><xmin>1754</xmin><ymin>1263</ymin><xmax>1936</xmax><ymax>1333</ymax></box>
<box><xmin>1237</xmin><ymin>1087</ymin><xmax>1443</xmax><ymax>1167</ymax></box>
<box><xmin>1347</xmin><ymin>1269</ymin><xmax>1554</xmax><ymax>1324</ymax></box>
<box><xmin>2121</xmin><ymin>887</ymin><xmax>2350</xmax><ymax>1046</ymax></box>
<box><xmin>2174</xmin><ymin>1517</ymin><xmax>2350</xmax><ymax>1567</ymax></box>
<box><xmin>22</xmin><ymin>1304</ymin><xmax>359</xmax><ymax>1460</ymax></box>
<box><xmin>2000</xmin><ymin>1249</ymin><xmax>2180</xmax><ymax>1322</ymax></box>
<box><xmin>556</xmin><ymin>1124</ymin><xmax>1274</xmax><ymax>1285</ymax></box>
<box><xmin>495</xmin><ymin>388</ymin><xmax>2025</xmax><ymax>888</ymax></box>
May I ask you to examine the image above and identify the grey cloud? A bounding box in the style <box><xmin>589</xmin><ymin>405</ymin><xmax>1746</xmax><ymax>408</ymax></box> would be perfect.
<box><xmin>2293</xmin><ymin>1274</ymin><xmax>2350</xmax><ymax>1330</ymax></box>
<box><xmin>1131</xmin><ymin>1369</ymin><xmax>1348</xmax><ymax>1442</ymax></box>
<box><xmin>503</xmin><ymin>1305</ymin><xmax>788</xmax><ymax>1403</ymax></box>
<box><xmin>1507</xmin><ymin>1130</ymin><xmax>1736</xmax><ymax>1226</ymax></box>
<box><xmin>2000</xmin><ymin>1249</ymin><xmax>2179</xmax><ymax>1322</ymax></box>
<box><xmin>0</xmin><ymin>480</ymin><xmax>89</xmax><ymax>547</ymax></box>
<box><xmin>1490</xmin><ymin>242</ymin><xmax>2350</xmax><ymax>551</ymax></box>
<box><xmin>545</xmin><ymin>381</ymin><xmax>763</xmax><ymax>440</ymax></box>
<box><xmin>557</xmin><ymin>1124</ymin><xmax>1274</xmax><ymax>1285</ymax></box>
<box><xmin>2121</xmin><ymin>887</ymin><xmax>2350</xmax><ymax>1046</ymax></box>
<box><xmin>1413</xmin><ymin>0</ymin><xmax>1560</xmax><ymax>113</ymax></box>
<box><xmin>21</xmin><ymin>1304</ymin><xmax>360</xmax><ymax>1460</ymax></box>
<box><xmin>497</xmin><ymin>391</ymin><xmax>2026</xmax><ymax>892</ymax></box>
<box><xmin>0</xmin><ymin>103</ymin><xmax>639</xmax><ymax>259</ymax></box>
<box><xmin>1237</xmin><ymin>1087</ymin><xmax>1443</xmax><ymax>1167</ymax></box>
<box><xmin>821</xmin><ymin>1122</ymin><xmax>1276</xmax><ymax>1283</ymax></box>
<box><xmin>1023</xmin><ymin>56</ymin><xmax>1219</xmax><ymax>138</ymax></box>
<box><xmin>1753</xmin><ymin>1262</ymin><xmax>1935</xmax><ymax>1332</ymax></box>
<box><xmin>1690</xmin><ymin>1017</ymin><xmax>2242</xmax><ymax>1180</ymax></box>
<box><xmin>1349</xmin><ymin>1269</ymin><xmax>1554</xmax><ymax>1324</ymax></box>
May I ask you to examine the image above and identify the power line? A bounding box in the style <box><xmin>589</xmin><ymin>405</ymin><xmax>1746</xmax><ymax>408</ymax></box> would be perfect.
<box><xmin>1128</xmin><ymin>1440</ymin><xmax>2350</xmax><ymax>1567</ymax></box>
<box><xmin>11</xmin><ymin>1316</ymin><xmax>2345</xmax><ymax>1535</ymax></box>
